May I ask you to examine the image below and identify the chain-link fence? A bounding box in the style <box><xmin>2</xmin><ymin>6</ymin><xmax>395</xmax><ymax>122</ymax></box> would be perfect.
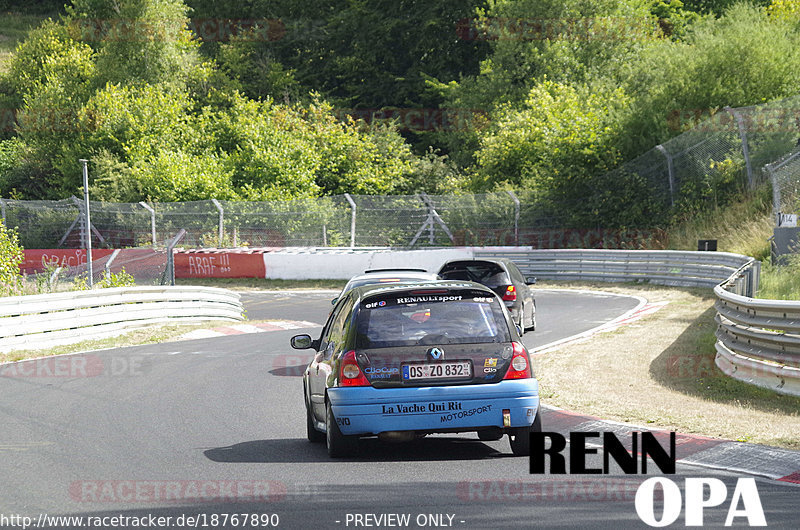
<box><xmin>0</xmin><ymin>192</ymin><xmax>532</xmax><ymax>249</ymax></box>
<box><xmin>600</xmin><ymin>95</ymin><xmax>800</xmax><ymax>224</ymax></box>
<box><xmin>5</xmin><ymin>96</ymin><xmax>800</xmax><ymax>249</ymax></box>
<box><xmin>765</xmin><ymin>148</ymin><xmax>800</xmax><ymax>226</ymax></box>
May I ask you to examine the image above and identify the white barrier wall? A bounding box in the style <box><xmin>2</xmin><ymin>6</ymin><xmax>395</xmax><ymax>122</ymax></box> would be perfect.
<box><xmin>261</xmin><ymin>247</ymin><xmax>480</xmax><ymax>279</ymax></box>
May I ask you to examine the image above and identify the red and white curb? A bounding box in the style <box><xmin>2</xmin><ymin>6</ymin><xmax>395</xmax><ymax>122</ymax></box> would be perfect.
<box><xmin>541</xmin><ymin>405</ymin><xmax>800</xmax><ymax>484</ymax></box>
<box><xmin>179</xmin><ymin>320</ymin><xmax>322</xmax><ymax>341</ymax></box>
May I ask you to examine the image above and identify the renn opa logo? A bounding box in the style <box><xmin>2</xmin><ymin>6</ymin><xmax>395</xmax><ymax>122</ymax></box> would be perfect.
<box><xmin>531</xmin><ymin>432</ymin><xmax>766</xmax><ymax>527</ymax></box>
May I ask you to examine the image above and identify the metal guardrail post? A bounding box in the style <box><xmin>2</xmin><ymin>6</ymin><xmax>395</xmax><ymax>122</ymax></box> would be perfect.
<box><xmin>750</xmin><ymin>260</ymin><xmax>760</xmax><ymax>297</ymax></box>
<box><xmin>655</xmin><ymin>145</ymin><xmax>675</xmax><ymax>207</ymax></box>
<box><xmin>104</xmin><ymin>249</ymin><xmax>121</xmax><ymax>281</ymax></box>
<box><xmin>165</xmin><ymin>229</ymin><xmax>187</xmax><ymax>286</ymax></box>
<box><xmin>139</xmin><ymin>201</ymin><xmax>157</xmax><ymax>248</ymax></box>
<box><xmin>344</xmin><ymin>193</ymin><xmax>356</xmax><ymax>248</ymax></box>
<box><xmin>211</xmin><ymin>199</ymin><xmax>224</xmax><ymax>247</ymax></box>
<box><xmin>725</xmin><ymin>106</ymin><xmax>754</xmax><ymax>189</ymax></box>
<box><xmin>79</xmin><ymin>159</ymin><xmax>93</xmax><ymax>288</ymax></box>
<box><xmin>507</xmin><ymin>190</ymin><xmax>520</xmax><ymax>245</ymax></box>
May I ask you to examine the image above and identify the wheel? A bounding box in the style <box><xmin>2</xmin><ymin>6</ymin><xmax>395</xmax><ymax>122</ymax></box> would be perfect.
<box><xmin>306</xmin><ymin>402</ymin><xmax>325</xmax><ymax>443</ymax></box>
<box><xmin>525</xmin><ymin>302</ymin><xmax>536</xmax><ymax>332</ymax></box>
<box><xmin>509</xmin><ymin>409</ymin><xmax>542</xmax><ymax>456</ymax></box>
<box><xmin>326</xmin><ymin>400</ymin><xmax>358</xmax><ymax>457</ymax></box>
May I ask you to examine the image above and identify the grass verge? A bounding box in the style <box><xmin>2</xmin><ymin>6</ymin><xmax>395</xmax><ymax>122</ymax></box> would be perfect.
<box><xmin>665</xmin><ymin>188</ymin><xmax>773</xmax><ymax>259</ymax></box>
<box><xmin>757</xmin><ymin>257</ymin><xmax>800</xmax><ymax>300</ymax></box>
<box><xmin>0</xmin><ymin>320</ymin><xmax>234</xmax><ymax>364</ymax></box>
<box><xmin>534</xmin><ymin>281</ymin><xmax>800</xmax><ymax>449</ymax></box>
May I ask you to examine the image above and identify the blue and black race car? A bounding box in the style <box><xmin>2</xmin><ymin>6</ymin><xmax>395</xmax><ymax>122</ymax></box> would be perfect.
<box><xmin>291</xmin><ymin>280</ymin><xmax>541</xmax><ymax>457</ymax></box>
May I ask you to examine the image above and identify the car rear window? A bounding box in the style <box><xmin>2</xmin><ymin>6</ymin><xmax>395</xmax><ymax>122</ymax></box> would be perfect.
<box><xmin>355</xmin><ymin>290</ymin><xmax>511</xmax><ymax>348</ymax></box>
<box><xmin>439</xmin><ymin>262</ymin><xmax>511</xmax><ymax>287</ymax></box>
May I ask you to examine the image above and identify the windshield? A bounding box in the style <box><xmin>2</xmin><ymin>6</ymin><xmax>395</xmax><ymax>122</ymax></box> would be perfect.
<box><xmin>439</xmin><ymin>262</ymin><xmax>510</xmax><ymax>287</ymax></box>
<box><xmin>355</xmin><ymin>291</ymin><xmax>511</xmax><ymax>348</ymax></box>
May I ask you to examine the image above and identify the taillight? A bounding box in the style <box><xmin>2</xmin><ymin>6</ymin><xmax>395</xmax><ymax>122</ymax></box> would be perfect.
<box><xmin>503</xmin><ymin>342</ymin><xmax>532</xmax><ymax>379</ymax></box>
<box><xmin>502</xmin><ymin>285</ymin><xmax>517</xmax><ymax>301</ymax></box>
<box><xmin>339</xmin><ymin>350</ymin><xmax>370</xmax><ymax>387</ymax></box>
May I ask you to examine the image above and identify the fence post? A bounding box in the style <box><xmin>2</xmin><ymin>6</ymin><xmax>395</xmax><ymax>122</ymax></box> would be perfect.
<box><xmin>507</xmin><ymin>190</ymin><xmax>520</xmax><ymax>245</ymax></box>
<box><xmin>139</xmin><ymin>201</ymin><xmax>157</xmax><ymax>248</ymax></box>
<box><xmin>0</xmin><ymin>197</ymin><xmax>5</xmax><ymax>225</ymax></box>
<box><xmin>211</xmin><ymin>198</ymin><xmax>224</xmax><ymax>247</ymax></box>
<box><xmin>165</xmin><ymin>229</ymin><xmax>186</xmax><ymax>286</ymax></box>
<box><xmin>417</xmin><ymin>193</ymin><xmax>454</xmax><ymax>245</ymax></box>
<box><xmin>725</xmin><ymin>106</ymin><xmax>754</xmax><ymax>189</ymax></box>
<box><xmin>765</xmin><ymin>163</ymin><xmax>780</xmax><ymax>224</ymax></box>
<box><xmin>104</xmin><ymin>249</ymin><xmax>121</xmax><ymax>281</ymax></box>
<box><xmin>419</xmin><ymin>193</ymin><xmax>435</xmax><ymax>244</ymax></box>
<box><xmin>344</xmin><ymin>193</ymin><xmax>356</xmax><ymax>248</ymax></box>
<box><xmin>79</xmin><ymin>159</ymin><xmax>93</xmax><ymax>287</ymax></box>
<box><xmin>655</xmin><ymin>145</ymin><xmax>675</xmax><ymax>207</ymax></box>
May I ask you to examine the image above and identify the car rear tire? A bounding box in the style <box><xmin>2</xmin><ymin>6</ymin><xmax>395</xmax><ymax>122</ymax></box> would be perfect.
<box><xmin>524</xmin><ymin>302</ymin><xmax>536</xmax><ymax>332</ymax></box>
<box><xmin>306</xmin><ymin>402</ymin><xmax>325</xmax><ymax>443</ymax></box>
<box><xmin>326</xmin><ymin>400</ymin><xmax>358</xmax><ymax>458</ymax></box>
<box><xmin>508</xmin><ymin>409</ymin><xmax>542</xmax><ymax>456</ymax></box>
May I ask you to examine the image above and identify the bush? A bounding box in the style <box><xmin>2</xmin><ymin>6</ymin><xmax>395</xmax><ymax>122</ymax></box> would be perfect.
<box><xmin>0</xmin><ymin>218</ymin><xmax>24</xmax><ymax>296</ymax></box>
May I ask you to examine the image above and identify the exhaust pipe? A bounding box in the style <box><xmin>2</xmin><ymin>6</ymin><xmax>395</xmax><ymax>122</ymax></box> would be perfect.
<box><xmin>378</xmin><ymin>431</ymin><xmax>416</xmax><ymax>443</ymax></box>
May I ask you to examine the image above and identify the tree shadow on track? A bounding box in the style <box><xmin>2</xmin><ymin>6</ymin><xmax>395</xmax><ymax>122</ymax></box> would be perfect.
<box><xmin>204</xmin><ymin>436</ymin><xmax>513</xmax><ymax>463</ymax></box>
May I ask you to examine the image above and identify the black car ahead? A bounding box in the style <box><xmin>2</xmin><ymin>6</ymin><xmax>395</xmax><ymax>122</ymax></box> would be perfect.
<box><xmin>438</xmin><ymin>259</ymin><xmax>536</xmax><ymax>332</ymax></box>
<box><xmin>291</xmin><ymin>280</ymin><xmax>541</xmax><ymax>458</ymax></box>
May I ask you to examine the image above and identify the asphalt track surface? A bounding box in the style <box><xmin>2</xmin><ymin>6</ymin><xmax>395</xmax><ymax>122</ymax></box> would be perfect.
<box><xmin>0</xmin><ymin>290</ymin><xmax>797</xmax><ymax>529</ymax></box>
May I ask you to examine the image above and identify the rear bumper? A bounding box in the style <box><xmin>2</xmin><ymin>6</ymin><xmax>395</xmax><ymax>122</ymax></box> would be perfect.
<box><xmin>327</xmin><ymin>379</ymin><xmax>539</xmax><ymax>436</ymax></box>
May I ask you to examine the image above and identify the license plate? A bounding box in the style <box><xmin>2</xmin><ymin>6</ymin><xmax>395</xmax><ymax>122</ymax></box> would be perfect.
<box><xmin>402</xmin><ymin>361</ymin><xmax>472</xmax><ymax>381</ymax></box>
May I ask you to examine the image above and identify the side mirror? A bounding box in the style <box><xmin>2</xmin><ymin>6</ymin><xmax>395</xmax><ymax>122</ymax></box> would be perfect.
<box><xmin>291</xmin><ymin>334</ymin><xmax>314</xmax><ymax>349</ymax></box>
<box><xmin>526</xmin><ymin>277</ymin><xmax>537</xmax><ymax>285</ymax></box>
<box><xmin>515</xmin><ymin>324</ymin><xmax>523</xmax><ymax>336</ymax></box>
<box><xmin>331</xmin><ymin>297</ymin><xmax>339</xmax><ymax>305</ymax></box>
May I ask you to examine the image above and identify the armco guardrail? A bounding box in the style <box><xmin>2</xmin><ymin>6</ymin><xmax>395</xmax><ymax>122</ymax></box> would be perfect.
<box><xmin>474</xmin><ymin>248</ymin><xmax>755</xmax><ymax>291</ymax></box>
<box><xmin>714</xmin><ymin>269</ymin><xmax>800</xmax><ymax>397</ymax></box>
<box><xmin>474</xmin><ymin>248</ymin><xmax>800</xmax><ymax>397</ymax></box>
<box><xmin>0</xmin><ymin>286</ymin><xmax>244</xmax><ymax>352</ymax></box>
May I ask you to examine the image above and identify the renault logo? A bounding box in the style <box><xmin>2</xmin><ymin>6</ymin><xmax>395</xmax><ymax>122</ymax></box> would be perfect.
<box><xmin>427</xmin><ymin>347</ymin><xmax>444</xmax><ymax>361</ymax></box>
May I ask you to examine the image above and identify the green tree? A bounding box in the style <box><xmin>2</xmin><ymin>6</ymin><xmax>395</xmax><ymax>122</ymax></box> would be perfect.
<box><xmin>474</xmin><ymin>81</ymin><xmax>640</xmax><ymax>226</ymax></box>
<box><xmin>67</xmin><ymin>0</ymin><xmax>201</xmax><ymax>87</ymax></box>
